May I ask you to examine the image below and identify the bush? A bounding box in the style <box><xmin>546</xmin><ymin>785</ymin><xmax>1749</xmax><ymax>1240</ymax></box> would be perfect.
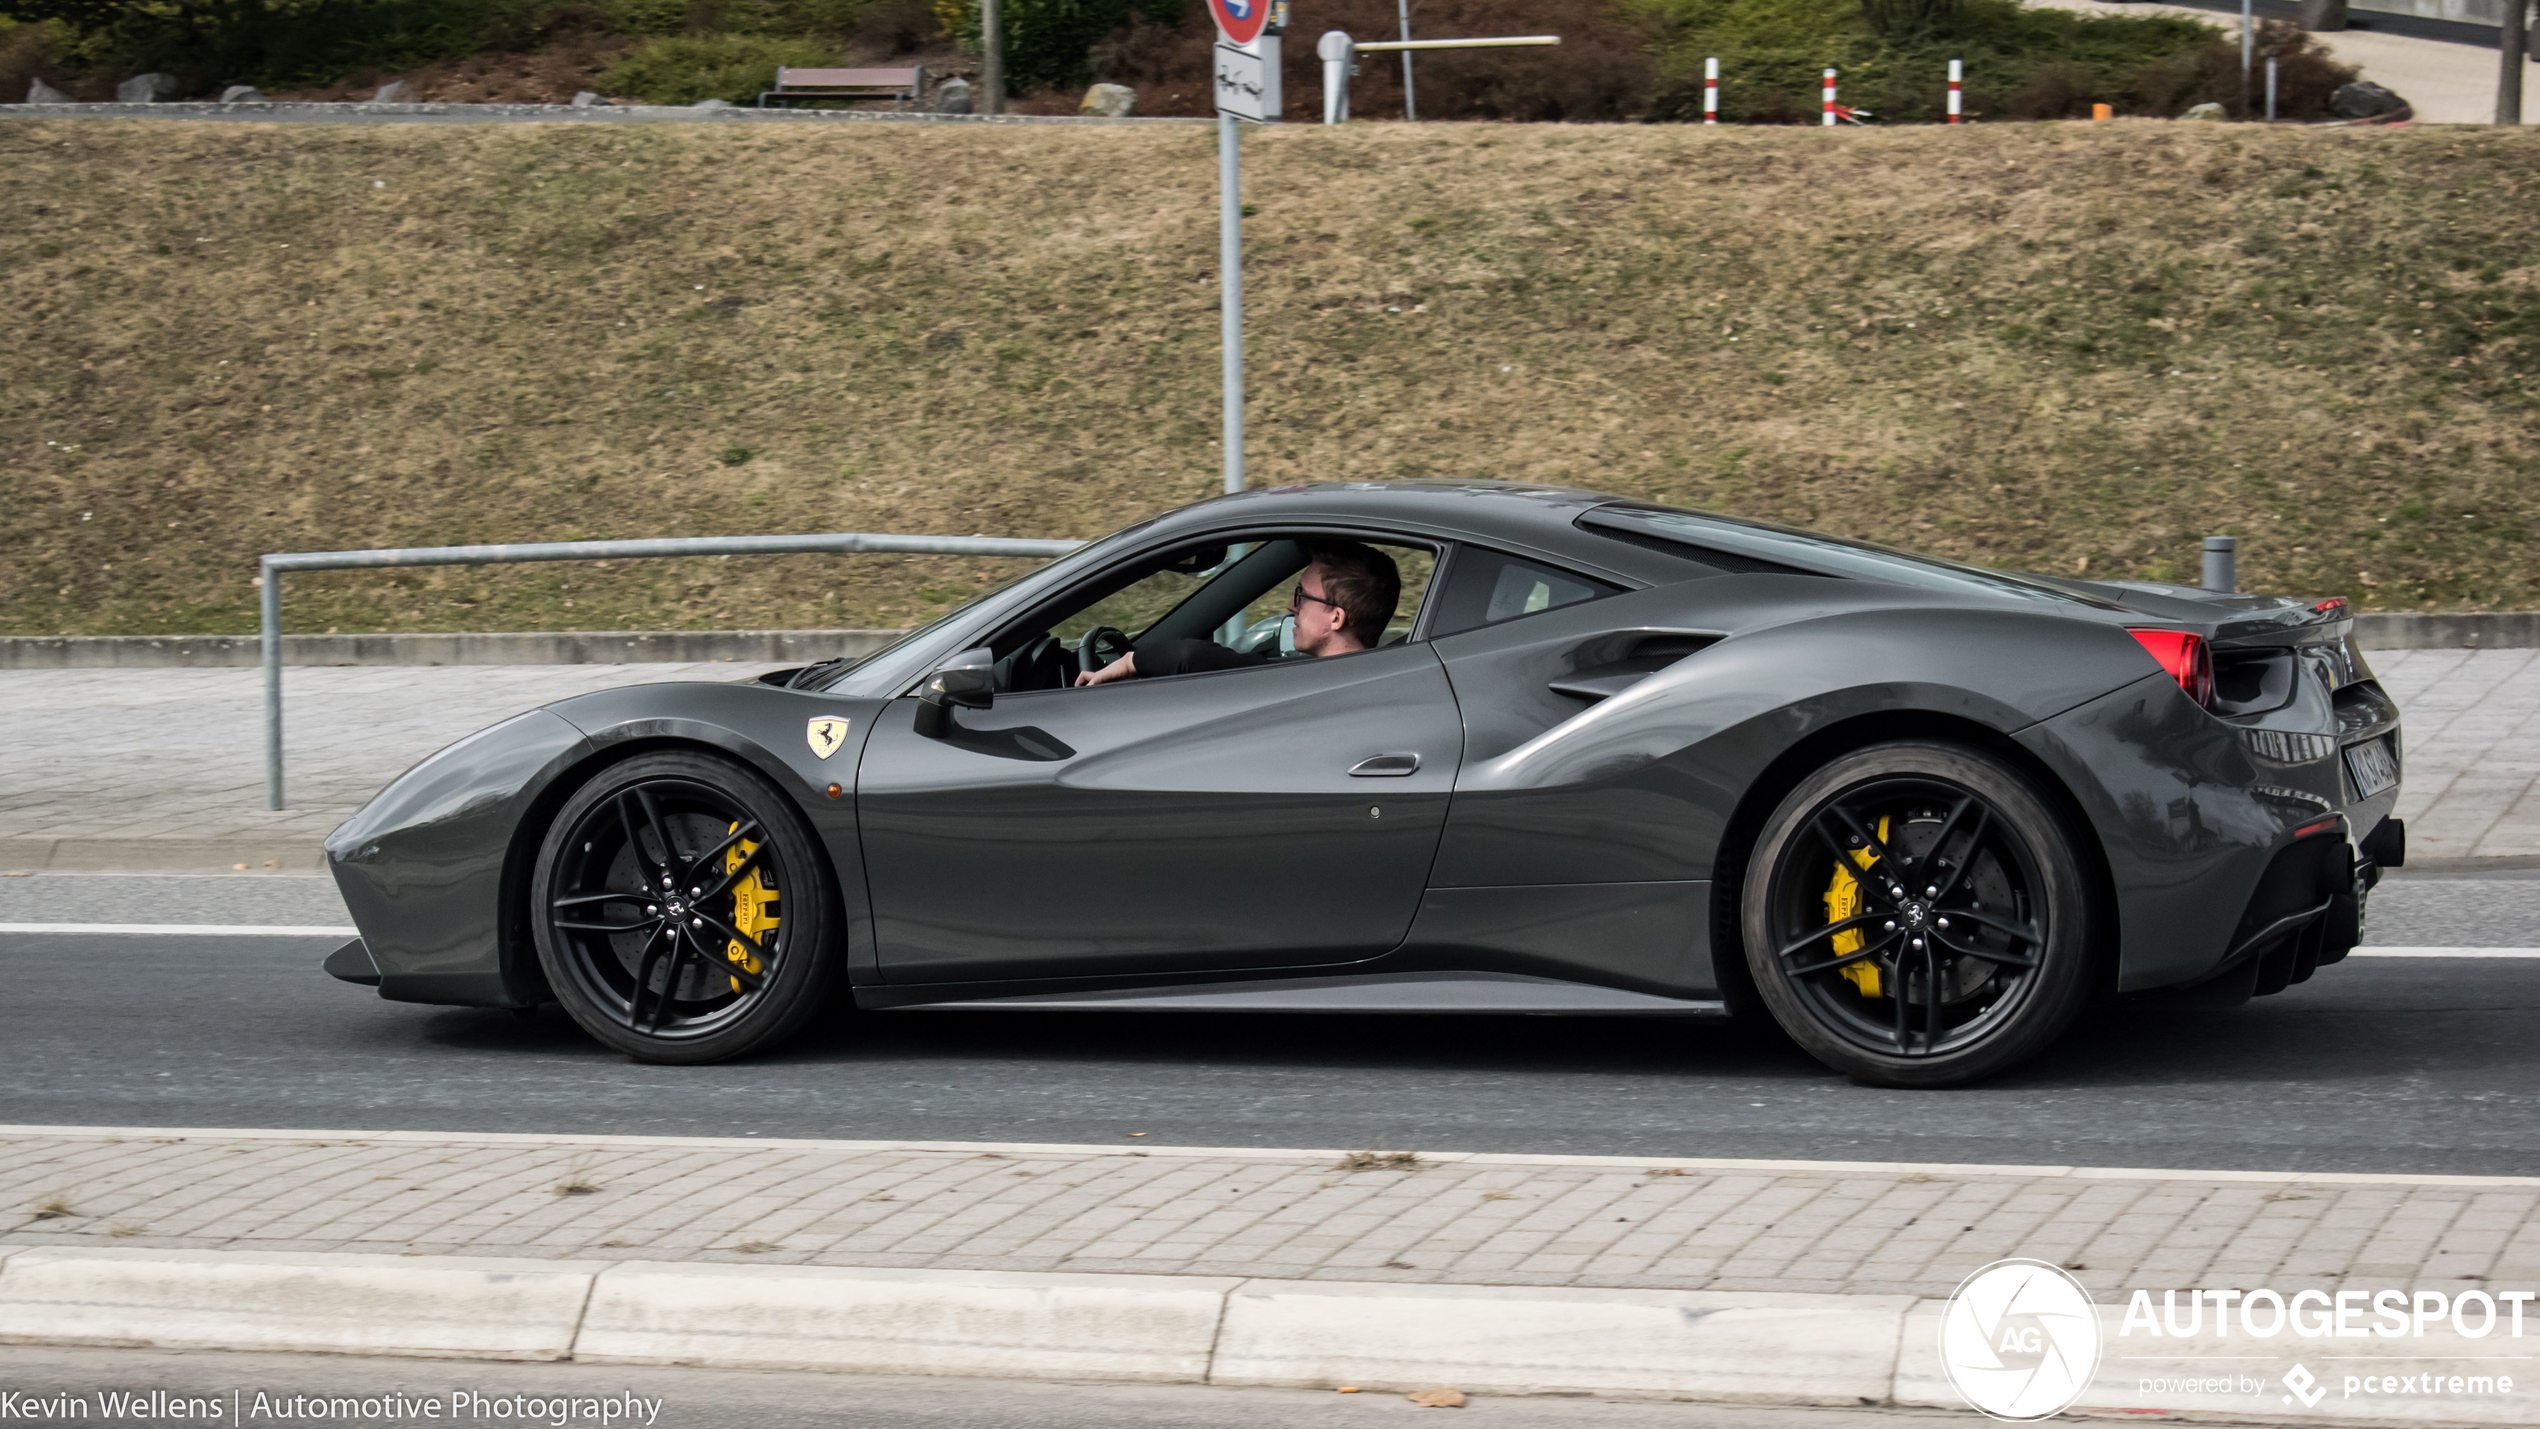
<box><xmin>0</xmin><ymin>0</ymin><xmax>883</xmax><ymax>94</ymax></box>
<box><xmin>1638</xmin><ymin>0</ymin><xmax>2354</xmax><ymax>123</ymax></box>
<box><xmin>934</xmin><ymin>0</ymin><xmax>1175</xmax><ymax>91</ymax></box>
<box><xmin>596</xmin><ymin>32</ymin><xmax>836</xmax><ymax>102</ymax></box>
<box><xmin>0</xmin><ymin>0</ymin><xmax>591</xmax><ymax>91</ymax></box>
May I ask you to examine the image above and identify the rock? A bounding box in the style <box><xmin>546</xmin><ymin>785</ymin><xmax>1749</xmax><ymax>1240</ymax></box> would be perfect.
<box><xmin>115</xmin><ymin>73</ymin><xmax>177</xmax><ymax>103</ymax></box>
<box><xmin>26</xmin><ymin>78</ymin><xmax>72</xmax><ymax>104</ymax></box>
<box><xmin>2181</xmin><ymin>101</ymin><xmax>2227</xmax><ymax>121</ymax></box>
<box><xmin>219</xmin><ymin>85</ymin><xmax>265</xmax><ymax>104</ymax></box>
<box><xmin>933</xmin><ymin>77</ymin><xmax>973</xmax><ymax>114</ymax></box>
<box><xmin>692</xmin><ymin>97</ymin><xmax>735</xmax><ymax>109</ymax></box>
<box><xmin>2299</xmin><ymin>0</ymin><xmax>2349</xmax><ymax>30</ymax></box>
<box><xmin>1079</xmin><ymin>82</ymin><xmax>1136</xmax><ymax>118</ymax></box>
<box><xmin>570</xmin><ymin>90</ymin><xmax>606</xmax><ymax>107</ymax></box>
<box><xmin>367</xmin><ymin>79</ymin><xmax>415</xmax><ymax>103</ymax></box>
<box><xmin>2331</xmin><ymin>80</ymin><xmax>2406</xmax><ymax>119</ymax></box>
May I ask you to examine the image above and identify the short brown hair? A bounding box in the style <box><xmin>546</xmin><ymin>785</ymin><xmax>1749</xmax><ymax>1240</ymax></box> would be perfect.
<box><xmin>1305</xmin><ymin>542</ymin><xmax>1401</xmax><ymax>646</ymax></box>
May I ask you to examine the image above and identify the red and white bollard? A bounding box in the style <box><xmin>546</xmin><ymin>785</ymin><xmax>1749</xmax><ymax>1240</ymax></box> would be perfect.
<box><xmin>1704</xmin><ymin>56</ymin><xmax>1718</xmax><ymax>124</ymax></box>
<box><xmin>1821</xmin><ymin>67</ymin><xmax>1837</xmax><ymax>126</ymax></box>
<box><xmin>1947</xmin><ymin>58</ymin><xmax>1962</xmax><ymax>123</ymax></box>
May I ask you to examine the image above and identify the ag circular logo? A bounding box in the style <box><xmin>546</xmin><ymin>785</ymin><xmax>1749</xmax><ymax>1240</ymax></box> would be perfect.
<box><xmin>1939</xmin><ymin>1259</ymin><xmax>2103</xmax><ymax>1420</ymax></box>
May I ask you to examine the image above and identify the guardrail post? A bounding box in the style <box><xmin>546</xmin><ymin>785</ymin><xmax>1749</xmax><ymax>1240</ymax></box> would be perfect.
<box><xmin>262</xmin><ymin>555</ymin><xmax>284</xmax><ymax>810</ymax></box>
<box><xmin>2203</xmin><ymin>535</ymin><xmax>2238</xmax><ymax>594</ymax></box>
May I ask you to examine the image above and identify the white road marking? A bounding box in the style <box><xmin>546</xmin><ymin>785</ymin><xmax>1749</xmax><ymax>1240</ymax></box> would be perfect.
<box><xmin>0</xmin><ymin>922</ymin><xmax>358</xmax><ymax>937</ymax></box>
<box><xmin>2353</xmin><ymin>947</ymin><xmax>2540</xmax><ymax>959</ymax></box>
<box><xmin>1</xmin><ymin>927</ymin><xmax>2526</xmax><ymax>954</ymax></box>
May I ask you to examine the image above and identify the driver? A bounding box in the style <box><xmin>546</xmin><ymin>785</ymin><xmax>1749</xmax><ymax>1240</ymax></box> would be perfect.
<box><xmin>1076</xmin><ymin>542</ymin><xmax>1400</xmax><ymax>686</ymax></box>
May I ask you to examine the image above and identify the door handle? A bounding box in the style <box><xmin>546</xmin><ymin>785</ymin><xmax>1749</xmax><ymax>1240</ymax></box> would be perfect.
<box><xmin>1349</xmin><ymin>753</ymin><xmax>1421</xmax><ymax>777</ymax></box>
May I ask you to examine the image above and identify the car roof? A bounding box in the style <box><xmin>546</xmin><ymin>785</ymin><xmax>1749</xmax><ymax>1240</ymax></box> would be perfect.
<box><xmin>1131</xmin><ymin>481</ymin><xmax>1665</xmax><ymax>580</ymax></box>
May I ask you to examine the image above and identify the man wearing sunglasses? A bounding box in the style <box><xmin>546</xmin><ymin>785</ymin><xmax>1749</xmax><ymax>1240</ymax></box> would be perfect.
<box><xmin>1076</xmin><ymin>541</ymin><xmax>1401</xmax><ymax>686</ymax></box>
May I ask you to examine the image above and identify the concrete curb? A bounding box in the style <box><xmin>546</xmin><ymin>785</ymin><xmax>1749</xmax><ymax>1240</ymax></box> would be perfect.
<box><xmin>1</xmin><ymin>101</ymin><xmax>1208</xmax><ymax>127</ymax></box>
<box><xmin>0</xmin><ymin>1249</ymin><xmax>2530</xmax><ymax>1423</ymax></box>
<box><xmin>0</xmin><ymin>614</ymin><xmax>2528</xmax><ymax>670</ymax></box>
<box><xmin>2354</xmin><ymin>611</ymin><xmax>2540</xmax><ymax>651</ymax></box>
<box><xmin>0</xmin><ymin>629</ymin><xmax>901</xmax><ymax>669</ymax></box>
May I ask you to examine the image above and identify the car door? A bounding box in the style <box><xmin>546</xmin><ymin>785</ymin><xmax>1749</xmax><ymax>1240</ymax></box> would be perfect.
<box><xmin>857</xmin><ymin>645</ymin><xmax>1462</xmax><ymax>983</ymax></box>
<box><xmin>856</xmin><ymin>550</ymin><xmax>1462</xmax><ymax>985</ymax></box>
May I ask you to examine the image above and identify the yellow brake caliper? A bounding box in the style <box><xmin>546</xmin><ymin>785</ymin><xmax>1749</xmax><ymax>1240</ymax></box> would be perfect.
<box><xmin>723</xmin><ymin>822</ymin><xmax>778</xmax><ymax>994</ymax></box>
<box><xmin>1823</xmin><ymin>816</ymin><xmax>1890</xmax><ymax>998</ymax></box>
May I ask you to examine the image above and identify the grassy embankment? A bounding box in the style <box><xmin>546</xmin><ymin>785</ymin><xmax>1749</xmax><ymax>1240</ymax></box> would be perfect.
<box><xmin>1</xmin><ymin>118</ymin><xmax>2534</xmax><ymax>636</ymax></box>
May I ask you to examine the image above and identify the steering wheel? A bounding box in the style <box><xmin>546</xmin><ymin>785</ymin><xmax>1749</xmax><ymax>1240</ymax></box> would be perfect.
<box><xmin>1077</xmin><ymin>626</ymin><xmax>1135</xmax><ymax>680</ymax></box>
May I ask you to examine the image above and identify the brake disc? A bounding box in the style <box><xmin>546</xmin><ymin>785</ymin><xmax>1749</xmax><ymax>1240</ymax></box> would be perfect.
<box><xmin>1825</xmin><ymin>811</ymin><xmax>1997</xmax><ymax>1005</ymax></box>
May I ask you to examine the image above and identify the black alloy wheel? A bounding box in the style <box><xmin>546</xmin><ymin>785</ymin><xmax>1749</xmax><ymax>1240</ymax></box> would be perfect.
<box><xmin>1741</xmin><ymin>741</ymin><xmax>2096</xmax><ymax>1088</ymax></box>
<box><xmin>531</xmin><ymin>750</ymin><xmax>841</xmax><ymax>1064</ymax></box>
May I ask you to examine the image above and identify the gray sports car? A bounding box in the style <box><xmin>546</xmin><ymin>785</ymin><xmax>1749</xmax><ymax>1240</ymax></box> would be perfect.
<box><xmin>322</xmin><ymin>482</ymin><xmax>2405</xmax><ymax>1086</ymax></box>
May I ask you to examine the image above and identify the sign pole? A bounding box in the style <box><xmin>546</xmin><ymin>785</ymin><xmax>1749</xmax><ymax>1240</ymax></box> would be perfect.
<box><xmin>981</xmin><ymin>0</ymin><xmax>1004</xmax><ymax>115</ymax></box>
<box><xmin>1207</xmin><ymin>0</ymin><xmax>1280</xmax><ymax>496</ymax></box>
<box><xmin>1397</xmin><ymin>0</ymin><xmax>1417</xmax><ymax>121</ymax></box>
<box><xmin>1218</xmin><ymin>111</ymin><xmax>1244</xmax><ymax>495</ymax></box>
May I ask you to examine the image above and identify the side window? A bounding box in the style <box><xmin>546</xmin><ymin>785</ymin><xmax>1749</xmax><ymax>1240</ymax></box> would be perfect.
<box><xmin>1226</xmin><ymin>542</ymin><xmax>1438</xmax><ymax>651</ymax></box>
<box><xmin>1427</xmin><ymin>548</ymin><xmax>1620</xmax><ymax>638</ymax></box>
<box><xmin>1050</xmin><ymin>549</ymin><xmax>1240</xmax><ymax>647</ymax></box>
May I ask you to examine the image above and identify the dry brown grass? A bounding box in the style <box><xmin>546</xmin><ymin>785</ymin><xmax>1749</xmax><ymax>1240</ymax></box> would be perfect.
<box><xmin>1</xmin><ymin>117</ymin><xmax>2535</xmax><ymax>637</ymax></box>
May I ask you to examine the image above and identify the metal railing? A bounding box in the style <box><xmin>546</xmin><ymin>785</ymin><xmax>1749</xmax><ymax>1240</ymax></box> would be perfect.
<box><xmin>260</xmin><ymin>532</ymin><xmax>1085</xmax><ymax>809</ymax></box>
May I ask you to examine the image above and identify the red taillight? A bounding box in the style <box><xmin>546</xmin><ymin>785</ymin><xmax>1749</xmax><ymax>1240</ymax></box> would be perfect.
<box><xmin>2312</xmin><ymin>597</ymin><xmax>2349</xmax><ymax>616</ymax></box>
<box><xmin>2129</xmin><ymin>629</ymin><xmax>2214</xmax><ymax>708</ymax></box>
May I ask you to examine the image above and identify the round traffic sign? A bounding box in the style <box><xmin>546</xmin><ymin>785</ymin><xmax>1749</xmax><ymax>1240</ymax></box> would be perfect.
<box><xmin>1207</xmin><ymin>0</ymin><xmax>1268</xmax><ymax>46</ymax></box>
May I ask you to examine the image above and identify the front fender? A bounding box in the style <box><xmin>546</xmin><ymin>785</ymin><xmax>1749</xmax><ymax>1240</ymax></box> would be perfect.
<box><xmin>545</xmin><ymin>681</ymin><xmax>887</xmax><ymax>986</ymax></box>
<box><xmin>327</xmin><ymin>709</ymin><xmax>593</xmax><ymax>1007</ymax></box>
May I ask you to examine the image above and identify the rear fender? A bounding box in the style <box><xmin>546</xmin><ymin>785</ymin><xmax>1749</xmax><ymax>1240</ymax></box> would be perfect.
<box><xmin>1431</xmin><ymin>604</ymin><xmax>2146</xmax><ymax>890</ymax></box>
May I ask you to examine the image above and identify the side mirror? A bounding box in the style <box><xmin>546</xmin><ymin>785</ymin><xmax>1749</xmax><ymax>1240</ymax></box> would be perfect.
<box><xmin>914</xmin><ymin>648</ymin><xmax>996</xmax><ymax>738</ymax></box>
<box><xmin>1163</xmin><ymin>544</ymin><xmax>1228</xmax><ymax>575</ymax></box>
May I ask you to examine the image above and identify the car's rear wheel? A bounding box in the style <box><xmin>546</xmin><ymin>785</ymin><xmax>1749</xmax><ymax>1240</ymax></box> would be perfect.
<box><xmin>531</xmin><ymin>750</ymin><xmax>840</xmax><ymax>1064</ymax></box>
<box><xmin>1741</xmin><ymin>741</ymin><xmax>2095</xmax><ymax>1088</ymax></box>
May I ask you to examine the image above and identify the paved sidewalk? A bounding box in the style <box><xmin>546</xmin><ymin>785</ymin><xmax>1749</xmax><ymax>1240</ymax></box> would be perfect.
<box><xmin>5</xmin><ymin>1128</ymin><xmax>2536</xmax><ymax>1304</ymax></box>
<box><xmin>2376</xmin><ymin>650</ymin><xmax>2540</xmax><ymax>863</ymax></box>
<box><xmin>0</xmin><ymin>663</ymin><xmax>786</xmax><ymax>872</ymax></box>
<box><xmin>2</xmin><ymin>649</ymin><xmax>2532</xmax><ymax>874</ymax></box>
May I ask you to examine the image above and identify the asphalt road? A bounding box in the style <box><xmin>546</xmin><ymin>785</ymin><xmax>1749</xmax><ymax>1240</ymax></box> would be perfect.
<box><xmin>2</xmin><ymin>873</ymin><xmax>2535</xmax><ymax>1175</ymax></box>
<box><xmin>0</xmin><ymin>1346</ymin><xmax>1980</xmax><ymax>1429</ymax></box>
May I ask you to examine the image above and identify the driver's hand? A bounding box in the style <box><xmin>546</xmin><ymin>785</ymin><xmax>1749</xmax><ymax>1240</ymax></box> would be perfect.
<box><xmin>1075</xmin><ymin>653</ymin><xmax>1137</xmax><ymax>687</ymax></box>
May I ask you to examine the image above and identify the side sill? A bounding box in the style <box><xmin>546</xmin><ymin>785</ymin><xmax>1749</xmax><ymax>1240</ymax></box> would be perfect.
<box><xmin>879</xmin><ymin>970</ymin><xmax>1729</xmax><ymax>1017</ymax></box>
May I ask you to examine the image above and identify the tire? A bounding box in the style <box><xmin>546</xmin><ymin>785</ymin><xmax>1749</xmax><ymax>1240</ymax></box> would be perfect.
<box><xmin>1739</xmin><ymin>740</ymin><xmax>2096</xmax><ymax>1088</ymax></box>
<box><xmin>531</xmin><ymin>750</ymin><xmax>841</xmax><ymax>1064</ymax></box>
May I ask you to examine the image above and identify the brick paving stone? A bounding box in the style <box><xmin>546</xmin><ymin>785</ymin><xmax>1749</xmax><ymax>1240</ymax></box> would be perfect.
<box><xmin>7</xmin><ymin>1130</ymin><xmax>2540</xmax><ymax>1301</ymax></box>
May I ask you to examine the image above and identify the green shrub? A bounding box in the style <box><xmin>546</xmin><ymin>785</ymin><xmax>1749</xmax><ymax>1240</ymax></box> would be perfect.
<box><xmin>1637</xmin><ymin>0</ymin><xmax>2353</xmax><ymax>123</ymax></box>
<box><xmin>934</xmin><ymin>0</ymin><xmax>1176</xmax><ymax>90</ymax></box>
<box><xmin>596</xmin><ymin>32</ymin><xmax>836</xmax><ymax>103</ymax></box>
<box><xmin>602</xmin><ymin>0</ymin><xmax>880</xmax><ymax>40</ymax></box>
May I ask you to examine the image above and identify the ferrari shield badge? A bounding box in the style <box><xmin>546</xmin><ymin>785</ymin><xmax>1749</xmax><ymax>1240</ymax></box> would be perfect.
<box><xmin>806</xmin><ymin>716</ymin><xmax>851</xmax><ymax>760</ymax></box>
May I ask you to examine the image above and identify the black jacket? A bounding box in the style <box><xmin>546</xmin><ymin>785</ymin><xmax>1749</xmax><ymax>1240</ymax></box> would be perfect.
<box><xmin>1134</xmin><ymin>639</ymin><xmax>1277</xmax><ymax>678</ymax></box>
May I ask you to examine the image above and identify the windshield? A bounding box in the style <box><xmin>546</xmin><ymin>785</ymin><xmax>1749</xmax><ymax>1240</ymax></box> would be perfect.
<box><xmin>1581</xmin><ymin>505</ymin><xmax>2119</xmax><ymax>609</ymax></box>
<box><xmin>802</xmin><ymin>520</ymin><xmax>1154</xmax><ymax>690</ymax></box>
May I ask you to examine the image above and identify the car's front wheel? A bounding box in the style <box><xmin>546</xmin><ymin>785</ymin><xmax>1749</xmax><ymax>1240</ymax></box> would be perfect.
<box><xmin>1741</xmin><ymin>740</ymin><xmax>2096</xmax><ymax>1088</ymax></box>
<box><xmin>531</xmin><ymin>750</ymin><xmax>840</xmax><ymax>1064</ymax></box>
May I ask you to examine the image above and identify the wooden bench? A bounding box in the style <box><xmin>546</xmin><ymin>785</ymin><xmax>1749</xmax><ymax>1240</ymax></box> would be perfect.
<box><xmin>758</xmin><ymin>66</ymin><xmax>926</xmax><ymax>110</ymax></box>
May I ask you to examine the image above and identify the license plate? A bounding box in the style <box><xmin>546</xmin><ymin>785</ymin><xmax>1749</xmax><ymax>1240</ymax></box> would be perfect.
<box><xmin>2345</xmin><ymin>735</ymin><xmax>2400</xmax><ymax>799</ymax></box>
